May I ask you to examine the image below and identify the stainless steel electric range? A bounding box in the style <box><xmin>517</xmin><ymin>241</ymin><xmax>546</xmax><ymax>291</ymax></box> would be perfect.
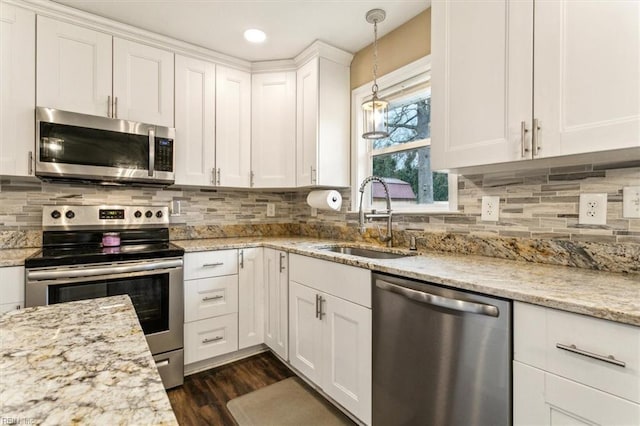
<box><xmin>25</xmin><ymin>205</ymin><xmax>185</xmax><ymax>389</ymax></box>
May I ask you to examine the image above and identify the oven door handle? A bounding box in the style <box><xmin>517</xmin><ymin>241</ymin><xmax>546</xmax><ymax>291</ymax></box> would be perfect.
<box><xmin>27</xmin><ymin>258</ymin><xmax>183</xmax><ymax>281</ymax></box>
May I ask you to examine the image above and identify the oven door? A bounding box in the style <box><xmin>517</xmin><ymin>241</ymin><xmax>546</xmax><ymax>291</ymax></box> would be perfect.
<box><xmin>26</xmin><ymin>257</ymin><xmax>183</xmax><ymax>355</ymax></box>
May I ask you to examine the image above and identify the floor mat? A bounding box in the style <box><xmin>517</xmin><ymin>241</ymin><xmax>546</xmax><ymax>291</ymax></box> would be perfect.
<box><xmin>226</xmin><ymin>376</ymin><xmax>354</xmax><ymax>426</ymax></box>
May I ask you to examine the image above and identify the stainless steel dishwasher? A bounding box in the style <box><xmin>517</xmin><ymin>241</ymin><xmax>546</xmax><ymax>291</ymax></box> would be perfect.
<box><xmin>372</xmin><ymin>273</ymin><xmax>512</xmax><ymax>426</ymax></box>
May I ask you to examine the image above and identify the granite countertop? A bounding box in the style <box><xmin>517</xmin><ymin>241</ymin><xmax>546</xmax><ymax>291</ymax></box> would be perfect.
<box><xmin>0</xmin><ymin>248</ymin><xmax>39</xmax><ymax>267</ymax></box>
<box><xmin>173</xmin><ymin>237</ymin><xmax>640</xmax><ymax>327</ymax></box>
<box><xmin>0</xmin><ymin>295</ymin><xmax>178</xmax><ymax>425</ymax></box>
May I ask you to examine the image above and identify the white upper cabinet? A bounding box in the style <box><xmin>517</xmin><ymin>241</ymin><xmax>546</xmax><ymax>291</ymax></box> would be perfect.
<box><xmin>37</xmin><ymin>16</ymin><xmax>174</xmax><ymax>127</ymax></box>
<box><xmin>251</xmin><ymin>71</ymin><xmax>296</xmax><ymax>188</ymax></box>
<box><xmin>216</xmin><ymin>65</ymin><xmax>251</xmax><ymax>187</ymax></box>
<box><xmin>37</xmin><ymin>15</ymin><xmax>112</xmax><ymax>118</ymax></box>
<box><xmin>432</xmin><ymin>0</ymin><xmax>640</xmax><ymax>170</ymax></box>
<box><xmin>112</xmin><ymin>38</ymin><xmax>174</xmax><ymax>127</ymax></box>
<box><xmin>296</xmin><ymin>56</ymin><xmax>350</xmax><ymax>187</ymax></box>
<box><xmin>175</xmin><ymin>55</ymin><xmax>216</xmax><ymax>186</ymax></box>
<box><xmin>0</xmin><ymin>3</ymin><xmax>34</xmax><ymax>177</ymax></box>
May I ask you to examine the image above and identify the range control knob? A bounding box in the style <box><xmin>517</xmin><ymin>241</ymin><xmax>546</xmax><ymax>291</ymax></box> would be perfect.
<box><xmin>145</xmin><ymin>210</ymin><xmax>153</xmax><ymax>218</ymax></box>
<box><xmin>156</xmin><ymin>210</ymin><xmax>163</xmax><ymax>218</ymax></box>
<box><xmin>134</xmin><ymin>210</ymin><xmax>142</xmax><ymax>218</ymax></box>
<box><xmin>65</xmin><ymin>210</ymin><xmax>75</xmax><ymax>219</ymax></box>
<box><xmin>51</xmin><ymin>210</ymin><xmax>61</xmax><ymax>219</ymax></box>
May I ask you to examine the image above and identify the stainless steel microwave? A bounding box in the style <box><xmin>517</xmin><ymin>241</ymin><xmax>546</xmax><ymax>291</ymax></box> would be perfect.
<box><xmin>35</xmin><ymin>107</ymin><xmax>175</xmax><ymax>185</ymax></box>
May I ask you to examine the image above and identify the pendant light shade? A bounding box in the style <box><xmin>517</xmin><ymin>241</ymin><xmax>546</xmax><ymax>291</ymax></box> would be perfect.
<box><xmin>362</xmin><ymin>9</ymin><xmax>389</xmax><ymax>140</ymax></box>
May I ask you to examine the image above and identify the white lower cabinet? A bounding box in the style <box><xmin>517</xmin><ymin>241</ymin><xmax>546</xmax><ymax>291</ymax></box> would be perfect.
<box><xmin>263</xmin><ymin>248</ymin><xmax>288</xmax><ymax>360</ymax></box>
<box><xmin>238</xmin><ymin>248</ymin><xmax>264</xmax><ymax>349</ymax></box>
<box><xmin>0</xmin><ymin>266</ymin><xmax>24</xmax><ymax>314</ymax></box>
<box><xmin>183</xmin><ymin>250</ymin><xmax>239</xmax><ymax>365</ymax></box>
<box><xmin>514</xmin><ymin>302</ymin><xmax>640</xmax><ymax>425</ymax></box>
<box><xmin>289</xmin><ymin>254</ymin><xmax>372</xmax><ymax>425</ymax></box>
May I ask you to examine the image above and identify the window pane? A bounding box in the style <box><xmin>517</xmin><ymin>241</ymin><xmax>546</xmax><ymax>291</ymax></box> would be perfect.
<box><xmin>372</xmin><ymin>92</ymin><xmax>430</xmax><ymax>150</ymax></box>
<box><xmin>372</xmin><ymin>145</ymin><xmax>448</xmax><ymax>206</ymax></box>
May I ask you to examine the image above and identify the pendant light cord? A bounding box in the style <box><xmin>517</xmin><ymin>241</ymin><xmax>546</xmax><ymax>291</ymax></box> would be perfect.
<box><xmin>372</xmin><ymin>19</ymin><xmax>379</xmax><ymax>96</ymax></box>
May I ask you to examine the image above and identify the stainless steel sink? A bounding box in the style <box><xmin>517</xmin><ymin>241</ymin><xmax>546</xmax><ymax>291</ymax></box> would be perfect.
<box><xmin>321</xmin><ymin>246</ymin><xmax>412</xmax><ymax>259</ymax></box>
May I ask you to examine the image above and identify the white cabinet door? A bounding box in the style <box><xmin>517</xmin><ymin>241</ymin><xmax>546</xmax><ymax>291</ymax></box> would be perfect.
<box><xmin>0</xmin><ymin>266</ymin><xmax>24</xmax><ymax>308</ymax></box>
<box><xmin>296</xmin><ymin>58</ymin><xmax>318</xmax><ymax>186</ymax></box>
<box><xmin>216</xmin><ymin>65</ymin><xmax>251</xmax><ymax>187</ymax></box>
<box><xmin>431</xmin><ymin>0</ymin><xmax>533</xmax><ymax>170</ymax></box>
<box><xmin>251</xmin><ymin>72</ymin><xmax>296</xmax><ymax>188</ymax></box>
<box><xmin>238</xmin><ymin>248</ymin><xmax>264</xmax><ymax>349</ymax></box>
<box><xmin>322</xmin><ymin>292</ymin><xmax>372</xmax><ymax>425</ymax></box>
<box><xmin>534</xmin><ymin>0</ymin><xmax>640</xmax><ymax>157</ymax></box>
<box><xmin>36</xmin><ymin>16</ymin><xmax>112</xmax><ymax>117</ymax></box>
<box><xmin>289</xmin><ymin>281</ymin><xmax>323</xmax><ymax>384</ymax></box>
<box><xmin>0</xmin><ymin>3</ymin><xmax>34</xmax><ymax>177</ymax></box>
<box><xmin>296</xmin><ymin>57</ymin><xmax>350</xmax><ymax>187</ymax></box>
<box><xmin>264</xmin><ymin>248</ymin><xmax>288</xmax><ymax>360</ymax></box>
<box><xmin>514</xmin><ymin>361</ymin><xmax>640</xmax><ymax>426</ymax></box>
<box><xmin>113</xmin><ymin>38</ymin><xmax>174</xmax><ymax>127</ymax></box>
<box><xmin>175</xmin><ymin>55</ymin><xmax>216</xmax><ymax>186</ymax></box>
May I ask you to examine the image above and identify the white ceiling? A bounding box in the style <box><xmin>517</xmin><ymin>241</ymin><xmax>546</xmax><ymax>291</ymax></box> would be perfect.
<box><xmin>51</xmin><ymin>0</ymin><xmax>430</xmax><ymax>62</ymax></box>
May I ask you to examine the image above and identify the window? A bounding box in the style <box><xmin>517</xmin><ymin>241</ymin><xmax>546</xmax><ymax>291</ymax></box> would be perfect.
<box><xmin>352</xmin><ymin>57</ymin><xmax>457</xmax><ymax>213</ymax></box>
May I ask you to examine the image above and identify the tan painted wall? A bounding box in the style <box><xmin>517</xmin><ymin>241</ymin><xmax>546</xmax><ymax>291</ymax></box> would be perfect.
<box><xmin>350</xmin><ymin>8</ymin><xmax>430</xmax><ymax>89</ymax></box>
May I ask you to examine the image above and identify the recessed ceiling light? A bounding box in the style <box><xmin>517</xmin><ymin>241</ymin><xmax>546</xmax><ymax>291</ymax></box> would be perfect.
<box><xmin>244</xmin><ymin>29</ymin><xmax>266</xmax><ymax>44</ymax></box>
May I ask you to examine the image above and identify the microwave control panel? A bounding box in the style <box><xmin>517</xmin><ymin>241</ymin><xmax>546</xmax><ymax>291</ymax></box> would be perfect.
<box><xmin>155</xmin><ymin>138</ymin><xmax>174</xmax><ymax>172</ymax></box>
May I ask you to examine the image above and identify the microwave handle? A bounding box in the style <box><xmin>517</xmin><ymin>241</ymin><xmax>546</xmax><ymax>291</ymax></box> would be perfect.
<box><xmin>148</xmin><ymin>128</ymin><xmax>155</xmax><ymax>177</ymax></box>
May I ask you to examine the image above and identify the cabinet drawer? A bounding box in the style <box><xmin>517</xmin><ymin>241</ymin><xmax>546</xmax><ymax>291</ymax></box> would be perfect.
<box><xmin>515</xmin><ymin>302</ymin><xmax>640</xmax><ymax>403</ymax></box>
<box><xmin>184</xmin><ymin>313</ymin><xmax>238</xmax><ymax>364</ymax></box>
<box><xmin>546</xmin><ymin>308</ymin><xmax>640</xmax><ymax>404</ymax></box>
<box><xmin>184</xmin><ymin>250</ymin><xmax>238</xmax><ymax>280</ymax></box>
<box><xmin>289</xmin><ymin>254</ymin><xmax>371</xmax><ymax>307</ymax></box>
<box><xmin>185</xmin><ymin>275</ymin><xmax>238</xmax><ymax>322</ymax></box>
<box><xmin>0</xmin><ymin>266</ymin><xmax>24</xmax><ymax>305</ymax></box>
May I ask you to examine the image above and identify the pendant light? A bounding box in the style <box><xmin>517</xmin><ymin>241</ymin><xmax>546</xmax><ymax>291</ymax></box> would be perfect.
<box><xmin>362</xmin><ymin>9</ymin><xmax>389</xmax><ymax>140</ymax></box>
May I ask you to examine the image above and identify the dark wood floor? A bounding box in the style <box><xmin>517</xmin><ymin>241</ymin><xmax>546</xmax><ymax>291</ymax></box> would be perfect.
<box><xmin>167</xmin><ymin>351</ymin><xmax>295</xmax><ymax>425</ymax></box>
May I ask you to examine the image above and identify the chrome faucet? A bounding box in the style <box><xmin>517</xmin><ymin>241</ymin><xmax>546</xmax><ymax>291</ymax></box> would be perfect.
<box><xmin>358</xmin><ymin>176</ymin><xmax>393</xmax><ymax>247</ymax></box>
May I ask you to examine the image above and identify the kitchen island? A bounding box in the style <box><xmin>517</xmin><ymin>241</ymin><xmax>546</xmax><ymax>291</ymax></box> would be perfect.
<box><xmin>0</xmin><ymin>295</ymin><xmax>177</xmax><ymax>425</ymax></box>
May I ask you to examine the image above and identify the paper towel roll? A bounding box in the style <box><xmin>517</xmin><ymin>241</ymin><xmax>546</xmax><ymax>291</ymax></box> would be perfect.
<box><xmin>306</xmin><ymin>190</ymin><xmax>342</xmax><ymax>211</ymax></box>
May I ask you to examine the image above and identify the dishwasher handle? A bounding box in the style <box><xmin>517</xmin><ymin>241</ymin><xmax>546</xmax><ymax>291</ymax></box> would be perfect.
<box><xmin>376</xmin><ymin>279</ymin><xmax>500</xmax><ymax>317</ymax></box>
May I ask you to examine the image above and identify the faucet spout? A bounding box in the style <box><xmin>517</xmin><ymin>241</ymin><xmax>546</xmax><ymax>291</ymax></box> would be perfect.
<box><xmin>357</xmin><ymin>176</ymin><xmax>393</xmax><ymax>247</ymax></box>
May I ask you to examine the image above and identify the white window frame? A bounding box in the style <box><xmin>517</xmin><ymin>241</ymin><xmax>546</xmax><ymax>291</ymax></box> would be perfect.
<box><xmin>351</xmin><ymin>56</ymin><xmax>458</xmax><ymax>213</ymax></box>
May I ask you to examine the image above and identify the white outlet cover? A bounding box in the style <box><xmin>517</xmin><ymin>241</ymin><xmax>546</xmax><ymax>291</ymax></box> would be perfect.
<box><xmin>579</xmin><ymin>193</ymin><xmax>607</xmax><ymax>225</ymax></box>
<box><xmin>481</xmin><ymin>196</ymin><xmax>500</xmax><ymax>222</ymax></box>
<box><xmin>623</xmin><ymin>186</ymin><xmax>640</xmax><ymax>218</ymax></box>
<box><xmin>266</xmin><ymin>203</ymin><xmax>276</xmax><ymax>217</ymax></box>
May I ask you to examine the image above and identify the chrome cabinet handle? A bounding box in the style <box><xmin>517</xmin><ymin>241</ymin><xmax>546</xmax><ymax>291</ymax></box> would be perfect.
<box><xmin>318</xmin><ymin>296</ymin><xmax>325</xmax><ymax>320</ymax></box>
<box><xmin>28</xmin><ymin>151</ymin><xmax>33</xmax><ymax>175</ymax></box>
<box><xmin>239</xmin><ymin>250</ymin><xmax>244</xmax><ymax>269</ymax></box>
<box><xmin>107</xmin><ymin>95</ymin><xmax>112</xmax><ymax>118</ymax></box>
<box><xmin>114</xmin><ymin>96</ymin><xmax>118</xmax><ymax>118</ymax></box>
<box><xmin>202</xmin><ymin>295</ymin><xmax>224</xmax><ymax>302</ymax></box>
<box><xmin>521</xmin><ymin>121</ymin><xmax>530</xmax><ymax>158</ymax></box>
<box><xmin>310</xmin><ymin>165</ymin><xmax>317</xmax><ymax>184</ymax></box>
<box><xmin>148</xmin><ymin>128</ymin><xmax>155</xmax><ymax>177</ymax></box>
<box><xmin>376</xmin><ymin>279</ymin><xmax>499</xmax><ymax>317</ymax></box>
<box><xmin>279</xmin><ymin>252</ymin><xmax>286</xmax><ymax>272</ymax></box>
<box><xmin>556</xmin><ymin>343</ymin><xmax>626</xmax><ymax>368</ymax></box>
<box><xmin>532</xmin><ymin>118</ymin><xmax>541</xmax><ymax>155</ymax></box>
<box><xmin>211</xmin><ymin>168</ymin><xmax>216</xmax><ymax>185</ymax></box>
<box><xmin>202</xmin><ymin>262</ymin><xmax>224</xmax><ymax>268</ymax></box>
<box><xmin>250</xmin><ymin>171</ymin><xmax>255</xmax><ymax>187</ymax></box>
<box><xmin>202</xmin><ymin>336</ymin><xmax>223</xmax><ymax>344</ymax></box>
<box><xmin>315</xmin><ymin>294</ymin><xmax>320</xmax><ymax>319</ymax></box>
<box><xmin>216</xmin><ymin>168</ymin><xmax>221</xmax><ymax>186</ymax></box>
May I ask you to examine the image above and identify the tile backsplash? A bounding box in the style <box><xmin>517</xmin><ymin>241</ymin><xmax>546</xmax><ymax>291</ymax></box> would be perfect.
<box><xmin>1</xmin><ymin>161</ymin><xmax>638</xmax><ymax>273</ymax></box>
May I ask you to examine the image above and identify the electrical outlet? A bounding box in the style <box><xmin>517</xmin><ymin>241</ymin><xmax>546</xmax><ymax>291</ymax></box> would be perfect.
<box><xmin>579</xmin><ymin>193</ymin><xmax>607</xmax><ymax>225</ymax></box>
<box><xmin>310</xmin><ymin>207</ymin><xmax>318</xmax><ymax>217</ymax></box>
<box><xmin>266</xmin><ymin>203</ymin><xmax>276</xmax><ymax>217</ymax></box>
<box><xmin>623</xmin><ymin>186</ymin><xmax>640</xmax><ymax>218</ymax></box>
<box><xmin>481</xmin><ymin>196</ymin><xmax>500</xmax><ymax>221</ymax></box>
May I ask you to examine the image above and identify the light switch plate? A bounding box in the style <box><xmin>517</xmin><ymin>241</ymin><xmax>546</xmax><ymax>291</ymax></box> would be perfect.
<box><xmin>579</xmin><ymin>193</ymin><xmax>607</xmax><ymax>225</ymax></box>
<box><xmin>481</xmin><ymin>196</ymin><xmax>500</xmax><ymax>222</ymax></box>
<box><xmin>623</xmin><ymin>186</ymin><xmax>640</xmax><ymax>218</ymax></box>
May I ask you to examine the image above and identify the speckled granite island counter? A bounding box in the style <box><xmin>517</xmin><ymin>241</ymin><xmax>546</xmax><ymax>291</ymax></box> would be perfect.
<box><xmin>0</xmin><ymin>295</ymin><xmax>177</xmax><ymax>425</ymax></box>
